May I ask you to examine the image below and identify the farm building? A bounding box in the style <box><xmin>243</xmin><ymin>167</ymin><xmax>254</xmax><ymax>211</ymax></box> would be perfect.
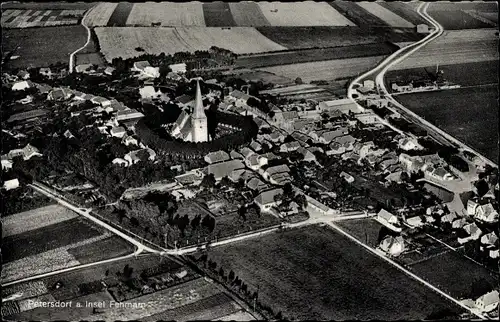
<box><xmin>7</xmin><ymin>109</ymin><xmax>49</xmax><ymax>124</ymax></box>
<box><xmin>319</xmin><ymin>98</ymin><xmax>361</xmax><ymax>115</ymax></box>
<box><xmin>132</xmin><ymin>61</ymin><xmax>160</xmax><ymax>78</ymax></box>
<box><xmin>379</xmin><ymin>235</ymin><xmax>405</xmax><ymax>257</ymax></box>
<box><xmin>11</xmin><ymin>80</ymin><xmax>33</xmax><ymax>91</ymax></box>
<box><xmin>3</xmin><ymin>179</ymin><xmax>20</xmax><ymax>191</ymax></box>
<box><xmin>475</xmin><ymin>290</ymin><xmax>499</xmax><ymax>313</ymax></box>
<box><xmin>207</xmin><ymin>159</ymin><xmax>245</xmax><ymax>181</ymax></box>
<box><xmin>115</xmin><ymin>108</ymin><xmax>145</xmax><ymax>122</ymax></box>
<box><xmin>169</xmin><ymin>63</ymin><xmax>187</xmax><ymax>74</ymax></box>
<box><xmin>204</xmin><ymin>150</ymin><xmax>230</xmax><ymax>164</ymax></box>
<box><xmin>376</xmin><ymin>209</ymin><xmax>402</xmax><ymax>232</ymax></box>
<box><xmin>363</xmin><ymin>80</ymin><xmax>375</xmax><ymax>90</ymax></box>
<box><xmin>475</xmin><ymin>203</ymin><xmax>499</xmax><ymax>223</ymax></box>
<box><xmin>416</xmin><ymin>24</ymin><xmax>429</xmax><ymax>33</ymax></box>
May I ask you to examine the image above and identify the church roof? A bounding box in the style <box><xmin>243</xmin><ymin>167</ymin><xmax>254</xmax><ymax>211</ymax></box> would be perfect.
<box><xmin>193</xmin><ymin>79</ymin><xmax>205</xmax><ymax>119</ymax></box>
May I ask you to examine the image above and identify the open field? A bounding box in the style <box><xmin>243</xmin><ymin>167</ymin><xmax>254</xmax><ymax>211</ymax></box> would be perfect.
<box><xmin>259</xmin><ymin>55</ymin><xmax>386</xmax><ymax>83</ymax></box>
<box><xmin>1</xmin><ymin>2</ymin><xmax>96</xmax><ymax>10</ymax></box>
<box><xmin>336</xmin><ymin>218</ymin><xmax>386</xmax><ymax>248</ymax></box>
<box><xmin>126</xmin><ymin>2</ymin><xmax>205</xmax><ymax>26</ymax></box>
<box><xmin>106</xmin><ymin>2</ymin><xmax>133</xmax><ymax>27</ymax></box>
<box><xmin>66</xmin><ymin>235</ymin><xmax>134</xmax><ymax>264</ymax></box>
<box><xmin>2</xmin><ymin>25</ymin><xmax>87</xmax><ymax>69</ymax></box>
<box><xmin>429</xmin><ymin>2</ymin><xmax>498</xmax><ymax>12</ymax></box>
<box><xmin>2</xmin><ymin>204</ymin><xmax>78</xmax><ymax>238</ymax></box>
<box><xmin>409</xmin><ymin>251</ymin><xmax>499</xmax><ymax>299</ymax></box>
<box><xmin>202</xmin><ymin>2</ymin><xmax>236</xmax><ymax>27</ymax></box>
<box><xmin>390</xmin><ymin>30</ymin><xmax>499</xmax><ymax>70</ymax></box>
<box><xmin>142</xmin><ymin>292</ymin><xmax>241</xmax><ymax>321</ymax></box>
<box><xmin>224</xmin><ymin>69</ymin><xmax>293</xmax><ymax>86</ymax></box>
<box><xmin>95</xmin><ymin>27</ymin><xmax>286</xmax><ymax>61</ymax></box>
<box><xmin>208</xmin><ymin>225</ymin><xmax>460</xmax><ymax>320</ymax></box>
<box><xmin>387</xmin><ymin>60</ymin><xmax>499</xmax><ymax>88</ymax></box>
<box><xmin>75</xmin><ymin>52</ymin><xmax>106</xmax><ymax>66</ymax></box>
<box><xmin>395</xmin><ymin>85</ymin><xmax>499</xmax><ymax>161</ymax></box>
<box><xmin>357</xmin><ymin>2</ymin><xmax>414</xmax><ymax>28</ymax></box>
<box><xmin>228</xmin><ymin>2</ymin><xmax>270</xmax><ymax>26</ymax></box>
<box><xmin>2</xmin><ymin>217</ymin><xmax>103</xmax><ymax>263</ymax></box>
<box><xmin>218</xmin><ymin>310</ymin><xmax>256</xmax><ymax>321</ymax></box>
<box><xmin>378</xmin><ymin>2</ymin><xmax>428</xmax><ymax>26</ymax></box>
<box><xmin>327</xmin><ymin>2</ymin><xmax>387</xmax><ymax>27</ymax></box>
<box><xmin>257</xmin><ymin>2</ymin><xmax>355</xmax><ymax>27</ymax></box>
<box><xmin>427</xmin><ymin>2</ymin><xmax>496</xmax><ymax>30</ymax></box>
<box><xmin>1</xmin><ymin>9</ymin><xmax>84</xmax><ymax>28</ymax></box>
<box><xmin>236</xmin><ymin>43</ymin><xmax>397</xmax><ymax>69</ymax></box>
<box><xmin>84</xmin><ymin>2</ymin><xmax>117</xmax><ymax>27</ymax></box>
<box><xmin>476</xmin><ymin>11</ymin><xmax>498</xmax><ymax>23</ymax></box>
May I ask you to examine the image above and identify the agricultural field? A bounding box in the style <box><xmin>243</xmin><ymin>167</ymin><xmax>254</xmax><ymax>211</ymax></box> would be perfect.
<box><xmin>1</xmin><ymin>2</ymin><xmax>96</xmax><ymax>10</ymax></box>
<box><xmin>335</xmin><ymin>218</ymin><xmax>386</xmax><ymax>248</ymax></box>
<box><xmin>378</xmin><ymin>2</ymin><xmax>428</xmax><ymax>26</ymax></box>
<box><xmin>387</xmin><ymin>60</ymin><xmax>499</xmax><ymax>88</ymax></box>
<box><xmin>409</xmin><ymin>251</ymin><xmax>499</xmax><ymax>300</ymax></box>
<box><xmin>66</xmin><ymin>235</ymin><xmax>134</xmax><ymax>264</ymax></box>
<box><xmin>390</xmin><ymin>29</ymin><xmax>499</xmax><ymax>70</ymax></box>
<box><xmin>84</xmin><ymin>2</ymin><xmax>117</xmax><ymax>27</ymax></box>
<box><xmin>235</xmin><ymin>43</ymin><xmax>397</xmax><ymax>69</ymax></box>
<box><xmin>427</xmin><ymin>2</ymin><xmax>497</xmax><ymax>30</ymax></box>
<box><xmin>327</xmin><ymin>2</ymin><xmax>387</xmax><ymax>27</ymax></box>
<box><xmin>2</xmin><ymin>204</ymin><xmax>78</xmax><ymax>238</ymax></box>
<box><xmin>356</xmin><ymin>2</ymin><xmax>414</xmax><ymax>28</ymax></box>
<box><xmin>95</xmin><ymin>27</ymin><xmax>286</xmax><ymax>61</ymax></box>
<box><xmin>428</xmin><ymin>2</ymin><xmax>498</xmax><ymax>12</ymax></box>
<box><xmin>202</xmin><ymin>2</ymin><xmax>236</xmax><ymax>27</ymax></box>
<box><xmin>427</xmin><ymin>9</ymin><xmax>495</xmax><ymax>30</ymax></box>
<box><xmin>106</xmin><ymin>2</ymin><xmax>134</xmax><ymax>27</ymax></box>
<box><xmin>2</xmin><ymin>25</ymin><xmax>87</xmax><ymax>70</ymax></box>
<box><xmin>208</xmin><ymin>225</ymin><xmax>461</xmax><ymax>320</ymax></box>
<box><xmin>125</xmin><ymin>2</ymin><xmax>205</xmax><ymax>26</ymax></box>
<box><xmin>228</xmin><ymin>2</ymin><xmax>270</xmax><ymax>27</ymax></box>
<box><xmin>395</xmin><ymin>85</ymin><xmax>499</xmax><ymax>162</ymax></box>
<box><xmin>259</xmin><ymin>55</ymin><xmax>386</xmax><ymax>83</ymax></box>
<box><xmin>223</xmin><ymin>69</ymin><xmax>294</xmax><ymax>86</ymax></box>
<box><xmin>257</xmin><ymin>1</ymin><xmax>355</xmax><ymax>27</ymax></box>
<box><xmin>1</xmin><ymin>8</ymin><xmax>84</xmax><ymax>28</ymax></box>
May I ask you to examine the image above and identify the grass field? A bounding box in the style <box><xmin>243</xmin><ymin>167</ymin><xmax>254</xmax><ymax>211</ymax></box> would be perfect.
<box><xmin>208</xmin><ymin>225</ymin><xmax>460</xmax><ymax>320</ymax></box>
<box><xmin>95</xmin><ymin>27</ymin><xmax>286</xmax><ymax>61</ymax></box>
<box><xmin>235</xmin><ymin>43</ymin><xmax>397</xmax><ymax>69</ymax></box>
<box><xmin>395</xmin><ymin>85</ymin><xmax>499</xmax><ymax>161</ymax></box>
<box><xmin>409</xmin><ymin>251</ymin><xmax>499</xmax><ymax>299</ymax></box>
<box><xmin>257</xmin><ymin>2</ymin><xmax>355</xmax><ymax>27</ymax></box>
<box><xmin>357</xmin><ymin>2</ymin><xmax>414</xmax><ymax>28</ymax></box>
<box><xmin>228</xmin><ymin>2</ymin><xmax>270</xmax><ymax>26</ymax></box>
<box><xmin>387</xmin><ymin>60</ymin><xmax>499</xmax><ymax>87</ymax></box>
<box><xmin>218</xmin><ymin>310</ymin><xmax>256</xmax><ymax>321</ymax></box>
<box><xmin>335</xmin><ymin>218</ymin><xmax>386</xmax><ymax>248</ymax></box>
<box><xmin>225</xmin><ymin>69</ymin><xmax>293</xmax><ymax>86</ymax></box>
<box><xmin>427</xmin><ymin>7</ymin><xmax>494</xmax><ymax>30</ymax></box>
<box><xmin>125</xmin><ymin>2</ymin><xmax>205</xmax><ymax>26</ymax></box>
<box><xmin>2</xmin><ymin>25</ymin><xmax>87</xmax><ymax>69</ymax></box>
<box><xmin>202</xmin><ymin>2</ymin><xmax>236</xmax><ymax>27</ymax></box>
<box><xmin>1</xmin><ymin>9</ymin><xmax>84</xmax><ymax>28</ymax></box>
<box><xmin>2</xmin><ymin>204</ymin><xmax>78</xmax><ymax>238</ymax></box>
<box><xmin>429</xmin><ymin>2</ymin><xmax>498</xmax><ymax>12</ymax></box>
<box><xmin>84</xmin><ymin>2</ymin><xmax>117</xmax><ymax>27</ymax></box>
<box><xmin>259</xmin><ymin>55</ymin><xmax>386</xmax><ymax>83</ymax></box>
<box><xmin>476</xmin><ymin>11</ymin><xmax>498</xmax><ymax>23</ymax></box>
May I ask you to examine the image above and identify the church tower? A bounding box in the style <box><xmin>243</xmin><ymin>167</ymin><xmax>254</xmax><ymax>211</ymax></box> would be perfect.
<box><xmin>191</xmin><ymin>79</ymin><xmax>208</xmax><ymax>142</ymax></box>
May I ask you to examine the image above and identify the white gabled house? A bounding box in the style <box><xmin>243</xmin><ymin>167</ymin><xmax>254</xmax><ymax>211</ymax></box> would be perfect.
<box><xmin>376</xmin><ymin>209</ymin><xmax>402</xmax><ymax>232</ymax></box>
<box><xmin>475</xmin><ymin>290</ymin><xmax>499</xmax><ymax>313</ymax></box>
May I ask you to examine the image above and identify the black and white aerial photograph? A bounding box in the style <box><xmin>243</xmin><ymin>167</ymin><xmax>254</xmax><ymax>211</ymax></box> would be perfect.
<box><xmin>1</xmin><ymin>1</ymin><xmax>499</xmax><ymax>321</ymax></box>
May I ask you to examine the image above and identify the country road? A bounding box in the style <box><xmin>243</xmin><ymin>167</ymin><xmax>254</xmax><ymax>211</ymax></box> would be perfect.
<box><xmin>68</xmin><ymin>4</ymin><xmax>95</xmax><ymax>73</ymax></box>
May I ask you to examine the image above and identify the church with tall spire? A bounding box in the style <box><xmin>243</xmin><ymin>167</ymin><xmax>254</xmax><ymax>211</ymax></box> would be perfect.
<box><xmin>170</xmin><ymin>78</ymin><xmax>208</xmax><ymax>142</ymax></box>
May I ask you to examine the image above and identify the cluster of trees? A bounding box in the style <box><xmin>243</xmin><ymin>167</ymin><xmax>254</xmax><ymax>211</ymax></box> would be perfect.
<box><xmin>136</xmin><ymin>111</ymin><xmax>257</xmax><ymax>158</ymax></box>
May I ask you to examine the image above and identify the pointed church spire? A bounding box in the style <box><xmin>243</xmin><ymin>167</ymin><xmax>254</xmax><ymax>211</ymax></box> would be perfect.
<box><xmin>193</xmin><ymin>78</ymin><xmax>205</xmax><ymax>119</ymax></box>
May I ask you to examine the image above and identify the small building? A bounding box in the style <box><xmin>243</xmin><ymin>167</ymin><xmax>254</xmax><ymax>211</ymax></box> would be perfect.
<box><xmin>475</xmin><ymin>203</ymin><xmax>499</xmax><ymax>223</ymax></box>
<box><xmin>363</xmin><ymin>80</ymin><xmax>375</xmax><ymax>90</ymax></box>
<box><xmin>104</xmin><ymin>66</ymin><xmax>115</xmax><ymax>76</ymax></box>
<box><xmin>246</xmin><ymin>177</ymin><xmax>269</xmax><ymax>192</ymax></box>
<box><xmin>254</xmin><ymin>188</ymin><xmax>284</xmax><ymax>212</ymax></box>
<box><xmin>280</xmin><ymin>141</ymin><xmax>301</xmax><ymax>153</ymax></box>
<box><xmin>12</xmin><ymin>80</ymin><xmax>33</xmax><ymax>91</ymax></box>
<box><xmin>452</xmin><ymin>217</ymin><xmax>467</xmax><ymax>229</ymax></box>
<box><xmin>3</xmin><ymin>179</ymin><xmax>20</xmax><ymax>191</ymax></box>
<box><xmin>17</xmin><ymin>70</ymin><xmax>30</xmax><ymax>80</ymax></box>
<box><xmin>75</xmin><ymin>64</ymin><xmax>94</xmax><ymax>74</ymax></box>
<box><xmin>416</xmin><ymin>24</ymin><xmax>429</xmax><ymax>34</ymax></box>
<box><xmin>379</xmin><ymin>235</ymin><xmax>405</xmax><ymax>257</ymax></box>
<box><xmin>132</xmin><ymin>61</ymin><xmax>159</xmax><ymax>78</ymax></box>
<box><xmin>376</xmin><ymin>209</ymin><xmax>402</xmax><ymax>232</ymax></box>
<box><xmin>340</xmin><ymin>171</ymin><xmax>354</xmax><ymax>183</ymax></box>
<box><xmin>110</xmin><ymin>126</ymin><xmax>126</xmax><ymax>138</ymax></box>
<box><xmin>207</xmin><ymin>160</ymin><xmax>245</xmax><ymax>181</ymax></box>
<box><xmin>406</xmin><ymin>215</ymin><xmax>425</xmax><ymax>228</ymax></box>
<box><xmin>458</xmin><ymin>223</ymin><xmax>483</xmax><ymax>244</ymax></box>
<box><xmin>169</xmin><ymin>63</ymin><xmax>187</xmax><ymax>74</ymax></box>
<box><xmin>480</xmin><ymin>232</ymin><xmax>498</xmax><ymax>246</ymax></box>
<box><xmin>124</xmin><ymin>148</ymin><xmax>156</xmax><ymax>165</ymax></box>
<box><xmin>112</xmin><ymin>158</ymin><xmax>129</xmax><ymax>166</ymax></box>
<box><xmin>467</xmin><ymin>199</ymin><xmax>479</xmax><ymax>216</ymax></box>
<box><xmin>398</xmin><ymin>137</ymin><xmax>423</xmax><ymax>151</ymax></box>
<box><xmin>475</xmin><ymin>290</ymin><xmax>499</xmax><ymax>313</ymax></box>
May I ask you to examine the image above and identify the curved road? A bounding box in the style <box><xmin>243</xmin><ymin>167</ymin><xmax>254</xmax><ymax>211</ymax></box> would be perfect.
<box><xmin>68</xmin><ymin>4</ymin><xmax>95</xmax><ymax>73</ymax></box>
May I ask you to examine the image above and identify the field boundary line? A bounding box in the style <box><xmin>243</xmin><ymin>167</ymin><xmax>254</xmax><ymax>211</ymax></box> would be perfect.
<box><xmin>68</xmin><ymin>4</ymin><xmax>94</xmax><ymax>73</ymax></box>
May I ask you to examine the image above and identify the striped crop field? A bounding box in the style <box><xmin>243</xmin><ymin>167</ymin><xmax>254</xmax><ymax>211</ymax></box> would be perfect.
<box><xmin>95</xmin><ymin>27</ymin><xmax>286</xmax><ymax>61</ymax></box>
<box><xmin>258</xmin><ymin>1</ymin><xmax>355</xmax><ymax>26</ymax></box>
<box><xmin>1</xmin><ymin>8</ymin><xmax>85</xmax><ymax>28</ymax></box>
<box><xmin>378</xmin><ymin>2</ymin><xmax>428</xmax><ymax>25</ymax></box>
<box><xmin>107</xmin><ymin>2</ymin><xmax>134</xmax><ymax>26</ymax></box>
<box><xmin>228</xmin><ymin>2</ymin><xmax>270</xmax><ymax>26</ymax></box>
<box><xmin>356</xmin><ymin>2</ymin><xmax>414</xmax><ymax>28</ymax></box>
<box><xmin>84</xmin><ymin>2</ymin><xmax>117</xmax><ymax>27</ymax></box>
<box><xmin>328</xmin><ymin>2</ymin><xmax>387</xmax><ymax>27</ymax></box>
<box><xmin>125</xmin><ymin>2</ymin><xmax>205</xmax><ymax>26</ymax></box>
<box><xmin>202</xmin><ymin>2</ymin><xmax>236</xmax><ymax>27</ymax></box>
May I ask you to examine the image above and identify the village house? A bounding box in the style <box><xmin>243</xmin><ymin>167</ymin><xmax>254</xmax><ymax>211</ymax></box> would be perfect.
<box><xmin>254</xmin><ymin>188</ymin><xmax>284</xmax><ymax>212</ymax></box>
<box><xmin>475</xmin><ymin>203</ymin><xmax>499</xmax><ymax>223</ymax></box>
<box><xmin>480</xmin><ymin>231</ymin><xmax>498</xmax><ymax>246</ymax></box>
<box><xmin>366</xmin><ymin>97</ymin><xmax>389</xmax><ymax>109</ymax></box>
<box><xmin>318</xmin><ymin>98</ymin><xmax>360</xmax><ymax>114</ymax></box>
<box><xmin>297</xmin><ymin>147</ymin><xmax>316</xmax><ymax>162</ymax></box>
<box><xmin>262</xmin><ymin>164</ymin><xmax>291</xmax><ymax>186</ymax></box>
<box><xmin>229</xmin><ymin>150</ymin><xmax>244</xmax><ymax>160</ymax></box>
<box><xmin>207</xmin><ymin>160</ymin><xmax>245</xmax><ymax>181</ymax></box>
<box><xmin>122</xmin><ymin>135</ymin><xmax>139</xmax><ymax>147</ymax></box>
<box><xmin>405</xmin><ymin>215</ymin><xmax>425</xmax><ymax>228</ymax></box>
<box><xmin>48</xmin><ymin>87</ymin><xmax>73</xmax><ymax>101</ymax></box>
<box><xmin>452</xmin><ymin>217</ymin><xmax>467</xmax><ymax>229</ymax></box>
<box><xmin>115</xmin><ymin>108</ymin><xmax>145</xmax><ymax>123</ymax></box>
<box><xmin>169</xmin><ymin>63</ymin><xmax>187</xmax><ymax>74</ymax></box>
<box><xmin>11</xmin><ymin>80</ymin><xmax>33</xmax><ymax>91</ymax></box>
<box><xmin>458</xmin><ymin>223</ymin><xmax>483</xmax><ymax>244</ymax></box>
<box><xmin>17</xmin><ymin>70</ymin><xmax>30</xmax><ymax>80</ymax></box>
<box><xmin>280</xmin><ymin>141</ymin><xmax>301</xmax><ymax>153</ymax></box>
<box><xmin>398</xmin><ymin>137</ymin><xmax>423</xmax><ymax>151</ymax></box>
<box><xmin>124</xmin><ymin>148</ymin><xmax>156</xmax><ymax>166</ymax></box>
<box><xmin>246</xmin><ymin>177</ymin><xmax>269</xmax><ymax>192</ymax></box>
<box><xmin>467</xmin><ymin>199</ymin><xmax>479</xmax><ymax>216</ymax></box>
<box><xmin>250</xmin><ymin>141</ymin><xmax>262</xmax><ymax>152</ymax></box>
<box><xmin>326</xmin><ymin>142</ymin><xmax>346</xmax><ymax>156</ymax></box>
<box><xmin>340</xmin><ymin>171</ymin><xmax>355</xmax><ymax>183</ymax></box>
<box><xmin>112</xmin><ymin>158</ymin><xmax>129</xmax><ymax>166</ymax></box>
<box><xmin>332</xmin><ymin>135</ymin><xmax>356</xmax><ymax>151</ymax></box>
<box><xmin>376</xmin><ymin>209</ymin><xmax>402</xmax><ymax>232</ymax></box>
<box><xmin>7</xmin><ymin>144</ymin><xmax>42</xmax><ymax>160</ymax></box>
<box><xmin>110</xmin><ymin>126</ymin><xmax>126</xmax><ymax>138</ymax></box>
<box><xmin>104</xmin><ymin>66</ymin><xmax>115</xmax><ymax>76</ymax></box>
<box><xmin>204</xmin><ymin>150</ymin><xmax>230</xmax><ymax>164</ymax></box>
<box><xmin>229</xmin><ymin>169</ymin><xmax>254</xmax><ymax>183</ymax></box>
<box><xmin>475</xmin><ymin>290</ymin><xmax>499</xmax><ymax>313</ymax></box>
